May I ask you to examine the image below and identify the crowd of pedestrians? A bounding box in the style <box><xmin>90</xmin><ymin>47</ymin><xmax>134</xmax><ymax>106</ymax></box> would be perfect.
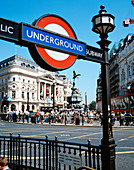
<box><xmin>109</xmin><ymin>110</ymin><xmax>134</xmax><ymax>126</ymax></box>
<box><xmin>0</xmin><ymin>108</ymin><xmax>100</xmax><ymax>125</ymax></box>
<box><xmin>0</xmin><ymin>108</ymin><xmax>134</xmax><ymax>126</ymax></box>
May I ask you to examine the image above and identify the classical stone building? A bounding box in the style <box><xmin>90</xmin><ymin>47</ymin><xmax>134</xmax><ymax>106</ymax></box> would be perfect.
<box><xmin>96</xmin><ymin>33</ymin><xmax>134</xmax><ymax>112</ymax></box>
<box><xmin>118</xmin><ymin>33</ymin><xmax>134</xmax><ymax>94</ymax></box>
<box><xmin>0</xmin><ymin>55</ymin><xmax>73</xmax><ymax>112</ymax></box>
<box><xmin>109</xmin><ymin>42</ymin><xmax>120</xmax><ymax>97</ymax></box>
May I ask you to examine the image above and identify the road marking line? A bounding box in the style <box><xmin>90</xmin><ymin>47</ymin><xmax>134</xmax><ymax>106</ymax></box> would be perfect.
<box><xmin>118</xmin><ymin>135</ymin><xmax>134</xmax><ymax>142</ymax></box>
<box><xmin>117</xmin><ymin>147</ymin><xmax>134</xmax><ymax>149</ymax></box>
<box><xmin>116</xmin><ymin>151</ymin><xmax>134</xmax><ymax>154</ymax></box>
<box><xmin>61</xmin><ymin>132</ymin><xmax>101</xmax><ymax>141</ymax></box>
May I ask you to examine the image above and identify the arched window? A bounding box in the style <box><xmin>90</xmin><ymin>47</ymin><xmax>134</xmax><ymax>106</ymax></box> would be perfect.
<box><xmin>127</xmin><ymin>65</ymin><xmax>131</xmax><ymax>77</ymax></box>
<box><xmin>121</xmin><ymin>69</ymin><xmax>125</xmax><ymax>81</ymax></box>
<box><xmin>22</xmin><ymin>105</ymin><xmax>25</xmax><ymax>112</ymax></box>
<box><xmin>12</xmin><ymin>91</ymin><xmax>16</xmax><ymax>99</ymax></box>
<box><xmin>131</xmin><ymin>63</ymin><xmax>134</xmax><ymax>75</ymax></box>
<box><xmin>32</xmin><ymin>105</ymin><xmax>34</xmax><ymax>110</ymax></box>
<box><xmin>11</xmin><ymin>104</ymin><xmax>16</xmax><ymax>111</ymax></box>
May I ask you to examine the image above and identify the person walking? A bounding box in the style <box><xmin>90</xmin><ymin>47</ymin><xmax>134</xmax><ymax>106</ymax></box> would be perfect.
<box><xmin>119</xmin><ymin>112</ymin><xmax>124</xmax><ymax>126</ymax></box>
<box><xmin>0</xmin><ymin>157</ymin><xmax>11</xmax><ymax>170</ymax></box>
<box><xmin>36</xmin><ymin>109</ymin><xmax>40</xmax><ymax>123</ymax></box>
<box><xmin>25</xmin><ymin>110</ymin><xmax>29</xmax><ymax>123</ymax></box>
<box><xmin>19</xmin><ymin>110</ymin><xmax>21</xmax><ymax>121</ymax></box>
<box><xmin>40</xmin><ymin>113</ymin><xmax>44</xmax><ymax>124</ymax></box>
<box><xmin>89</xmin><ymin>111</ymin><xmax>94</xmax><ymax>124</ymax></box>
<box><xmin>124</xmin><ymin>111</ymin><xmax>132</xmax><ymax>126</ymax></box>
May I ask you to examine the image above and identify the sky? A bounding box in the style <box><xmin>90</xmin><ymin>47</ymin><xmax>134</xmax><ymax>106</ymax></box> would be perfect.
<box><xmin>0</xmin><ymin>0</ymin><xmax>133</xmax><ymax>104</ymax></box>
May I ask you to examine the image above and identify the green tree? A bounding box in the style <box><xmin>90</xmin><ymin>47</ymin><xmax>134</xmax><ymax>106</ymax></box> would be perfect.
<box><xmin>89</xmin><ymin>101</ymin><xmax>96</xmax><ymax>110</ymax></box>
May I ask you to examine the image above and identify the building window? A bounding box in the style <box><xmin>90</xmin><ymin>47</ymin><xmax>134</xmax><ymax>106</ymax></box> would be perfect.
<box><xmin>23</xmin><ymin>79</ymin><xmax>25</xmax><ymax>83</ymax></box>
<box><xmin>46</xmin><ymin>84</ymin><xmax>50</xmax><ymax>96</ymax></box>
<box><xmin>22</xmin><ymin>105</ymin><xmax>25</xmax><ymax>112</ymax></box>
<box><xmin>13</xmin><ymin>85</ymin><xmax>15</xmax><ymax>88</ymax></box>
<box><xmin>121</xmin><ymin>69</ymin><xmax>125</xmax><ymax>81</ymax></box>
<box><xmin>22</xmin><ymin>92</ymin><xmax>24</xmax><ymax>99</ymax></box>
<box><xmin>1</xmin><ymin>92</ymin><xmax>4</xmax><ymax>99</ymax></box>
<box><xmin>22</xmin><ymin>86</ymin><xmax>25</xmax><ymax>90</ymax></box>
<box><xmin>11</xmin><ymin>104</ymin><xmax>16</xmax><ymax>111</ymax></box>
<box><xmin>132</xmin><ymin>63</ymin><xmax>134</xmax><ymax>75</ymax></box>
<box><xmin>21</xmin><ymin>63</ymin><xmax>25</xmax><ymax>66</ymax></box>
<box><xmin>12</xmin><ymin>91</ymin><xmax>16</xmax><ymax>99</ymax></box>
<box><xmin>127</xmin><ymin>65</ymin><xmax>131</xmax><ymax>77</ymax></box>
<box><xmin>31</xmin><ymin>66</ymin><xmax>35</xmax><ymax>69</ymax></box>
<box><xmin>13</xmin><ymin>77</ymin><xmax>15</xmax><ymax>81</ymax></box>
<box><xmin>26</xmin><ymin>64</ymin><xmax>30</xmax><ymax>68</ymax></box>
<box><xmin>32</xmin><ymin>93</ymin><xmax>34</xmax><ymax>99</ymax></box>
<box><xmin>32</xmin><ymin>105</ymin><xmax>34</xmax><ymax>110</ymax></box>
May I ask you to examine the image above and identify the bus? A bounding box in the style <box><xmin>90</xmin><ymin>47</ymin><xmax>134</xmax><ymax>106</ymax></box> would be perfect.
<box><xmin>96</xmin><ymin>93</ymin><xmax>134</xmax><ymax>114</ymax></box>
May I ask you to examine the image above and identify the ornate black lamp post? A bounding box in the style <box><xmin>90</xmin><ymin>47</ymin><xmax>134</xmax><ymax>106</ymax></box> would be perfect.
<box><xmin>92</xmin><ymin>5</ymin><xmax>116</xmax><ymax>170</ymax></box>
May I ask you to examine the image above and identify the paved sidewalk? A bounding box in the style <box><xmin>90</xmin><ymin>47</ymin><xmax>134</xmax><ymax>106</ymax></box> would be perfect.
<box><xmin>4</xmin><ymin>119</ymin><xmax>134</xmax><ymax>128</ymax></box>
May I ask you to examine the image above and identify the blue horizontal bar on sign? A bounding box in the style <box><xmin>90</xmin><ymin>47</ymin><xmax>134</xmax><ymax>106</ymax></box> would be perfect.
<box><xmin>21</xmin><ymin>24</ymin><xmax>86</xmax><ymax>56</ymax></box>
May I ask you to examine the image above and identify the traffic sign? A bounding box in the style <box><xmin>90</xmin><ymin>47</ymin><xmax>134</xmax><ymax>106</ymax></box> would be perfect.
<box><xmin>78</xmin><ymin>45</ymin><xmax>104</xmax><ymax>63</ymax></box>
<box><xmin>28</xmin><ymin>14</ymin><xmax>85</xmax><ymax>71</ymax></box>
<box><xmin>0</xmin><ymin>17</ymin><xmax>19</xmax><ymax>43</ymax></box>
<box><xmin>21</xmin><ymin>23</ymin><xmax>85</xmax><ymax>56</ymax></box>
<box><xmin>0</xmin><ymin>15</ymin><xmax>105</xmax><ymax>72</ymax></box>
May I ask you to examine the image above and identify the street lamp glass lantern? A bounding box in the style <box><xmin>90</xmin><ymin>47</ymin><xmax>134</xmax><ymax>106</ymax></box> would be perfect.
<box><xmin>92</xmin><ymin>5</ymin><xmax>115</xmax><ymax>35</ymax></box>
<box><xmin>128</xmin><ymin>85</ymin><xmax>131</xmax><ymax>90</ymax></box>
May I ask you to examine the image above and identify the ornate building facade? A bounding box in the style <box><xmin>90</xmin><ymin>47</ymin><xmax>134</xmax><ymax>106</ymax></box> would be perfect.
<box><xmin>118</xmin><ymin>33</ymin><xmax>134</xmax><ymax>94</ymax></box>
<box><xmin>96</xmin><ymin>33</ymin><xmax>134</xmax><ymax>113</ymax></box>
<box><xmin>0</xmin><ymin>55</ymin><xmax>73</xmax><ymax>112</ymax></box>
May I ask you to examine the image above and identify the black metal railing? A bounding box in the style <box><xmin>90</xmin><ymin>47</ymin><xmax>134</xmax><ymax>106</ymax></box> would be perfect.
<box><xmin>0</xmin><ymin>133</ymin><xmax>101</xmax><ymax>170</ymax></box>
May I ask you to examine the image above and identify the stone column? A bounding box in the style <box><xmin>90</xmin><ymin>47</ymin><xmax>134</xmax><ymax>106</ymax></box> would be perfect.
<box><xmin>44</xmin><ymin>83</ymin><xmax>46</xmax><ymax>100</ymax></box>
<box><xmin>37</xmin><ymin>80</ymin><xmax>40</xmax><ymax>101</ymax></box>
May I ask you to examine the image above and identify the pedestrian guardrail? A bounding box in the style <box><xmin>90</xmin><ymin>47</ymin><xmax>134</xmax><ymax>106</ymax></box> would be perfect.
<box><xmin>0</xmin><ymin>133</ymin><xmax>101</xmax><ymax>170</ymax></box>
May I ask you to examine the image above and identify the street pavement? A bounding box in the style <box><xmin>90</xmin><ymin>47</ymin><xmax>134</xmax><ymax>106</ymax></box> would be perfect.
<box><xmin>0</xmin><ymin>120</ymin><xmax>134</xmax><ymax>170</ymax></box>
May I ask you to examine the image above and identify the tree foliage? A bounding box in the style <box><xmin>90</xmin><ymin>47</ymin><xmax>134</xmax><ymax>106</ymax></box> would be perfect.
<box><xmin>89</xmin><ymin>101</ymin><xmax>96</xmax><ymax>110</ymax></box>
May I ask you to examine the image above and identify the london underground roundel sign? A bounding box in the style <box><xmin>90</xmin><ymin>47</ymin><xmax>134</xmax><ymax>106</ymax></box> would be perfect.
<box><xmin>28</xmin><ymin>14</ymin><xmax>78</xmax><ymax>71</ymax></box>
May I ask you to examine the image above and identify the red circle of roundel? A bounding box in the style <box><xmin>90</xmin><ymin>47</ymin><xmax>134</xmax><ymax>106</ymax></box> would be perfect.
<box><xmin>34</xmin><ymin>15</ymin><xmax>77</xmax><ymax>70</ymax></box>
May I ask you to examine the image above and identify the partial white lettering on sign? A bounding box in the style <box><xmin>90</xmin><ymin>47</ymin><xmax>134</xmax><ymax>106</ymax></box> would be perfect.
<box><xmin>86</xmin><ymin>49</ymin><xmax>102</xmax><ymax>58</ymax></box>
<box><xmin>59</xmin><ymin>153</ymin><xmax>82</xmax><ymax>168</ymax></box>
<box><xmin>0</xmin><ymin>24</ymin><xmax>14</xmax><ymax>34</ymax></box>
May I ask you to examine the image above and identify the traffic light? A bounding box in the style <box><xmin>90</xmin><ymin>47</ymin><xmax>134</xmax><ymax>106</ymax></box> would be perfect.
<box><xmin>2</xmin><ymin>96</ymin><xmax>8</xmax><ymax>107</ymax></box>
<box><xmin>3</xmin><ymin>97</ymin><xmax>6</xmax><ymax>106</ymax></box>
<box><xmin>131</xmin><ymin>82</ymin><xmax>134</xmax><ymax>93</ymax></box>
